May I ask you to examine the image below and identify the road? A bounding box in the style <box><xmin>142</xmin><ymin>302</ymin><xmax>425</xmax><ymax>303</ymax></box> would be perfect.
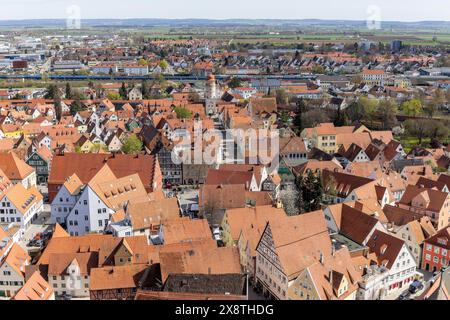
<box><xmin>18</xmin><ymin>206</ymin><xmax>52</xmax><ymax>254</ymax></box>
<box><xmin>176</xmin><ymin>189</ymin><xmax>199</xmax><ymax>217</ymax></box>
<box><xmin>386</xmin><ymin>270</ymin><xmax>435</xmax><ymax>300</ymax></box>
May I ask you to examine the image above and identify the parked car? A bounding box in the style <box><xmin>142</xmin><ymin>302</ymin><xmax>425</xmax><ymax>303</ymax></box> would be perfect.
<box><xmin>409</xmin><ymin>280</ymin><xmax>424</xmax><ymax>294</ymax></box>
<box><xmin>35</xmin><ymin>239</ymin><xmax>45</xmax><ymax>247</ymax></box>
<box><xmin>27</xmin><ymin>240</ymin><xmax>37</xmax><ymax>247</ymax></box>
<box><xmin>398</xmin><ymin>291</ymin><xmax>411</xmax><ymax>300</ymax></box>
<box><xmin>213</xmin><ymin>232</ymin><xmax>222</xmax><ymax>241</ymax></box>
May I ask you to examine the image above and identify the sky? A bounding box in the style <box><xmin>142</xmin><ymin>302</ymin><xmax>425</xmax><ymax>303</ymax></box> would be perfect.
<box><xmin>0</xmin><ymin>0</ymin><xmax>449</xmax><ymax>21</ymax></box>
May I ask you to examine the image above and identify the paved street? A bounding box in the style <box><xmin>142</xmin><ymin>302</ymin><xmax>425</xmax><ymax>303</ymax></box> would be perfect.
<box><xmin>385</xmin><ymin>270</ymin><xmax>436</xmax><ymax>300</ymax></box>
<box><xmin>18</xmin><ymin>207</ymin><xmax>52</xmax><ymax>253</ymax></box>
<box><xmin>176</xmin><ymin>189</ymin><xmax>199</xmax><ymax>217</ymax></box>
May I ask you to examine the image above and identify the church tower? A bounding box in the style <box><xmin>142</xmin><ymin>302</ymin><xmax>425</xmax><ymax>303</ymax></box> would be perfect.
<box><xmin>205</xmin><ymin>73</ymin><xmax>218</xmax><ymax>116</ymax></box>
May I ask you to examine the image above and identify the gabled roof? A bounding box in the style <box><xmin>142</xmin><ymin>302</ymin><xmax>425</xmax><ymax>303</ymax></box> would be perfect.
<box><xmin>205</xmin><ymin>169</ymin><xmax>254</xmax><ymax>188</ymax></box>
<box><xmin>12</xmin><ymin>271</ymin><xmax>54</xmax><ymax>300</ymax></box>
<box><xmin>37</xmin><ymin>234</ymin><xmax>149</xmax><ymax>267</ymax></box>
<box><xmin>162</xmin><ymin>217</ymin><xmax>212</xmax><ymax>245</ymax></box>
<box><xmin>159</xmin><ymin>243</ymin><xmax>241</xmax><ymax>282</ymax></box>
<box><xmin>333</xmin><ymin>204</ymin><xmax>379</xmax><ymax>244</ymax></box>
<box><xmin>47</xmin><ymin>252</ymin><xmax>98</xmax><ymax>275</ymax></box>
<box><xmin>53</xmin><ymin>223</ymin><xmax>70</xmax><ymax>238</ymax></box>
<box><xmin>366</xmin><ymin>230</ymin><xmax>406</xmax><ymax>269</ymax></box>
<box><xmin>2</xmin><ymin>184</ymin><xmax>42</xmax><ymax>215</ymax></box>
<box><xmin>62</xmin><ymin>173</ymin><xmax>84</xmax><ymax>196</ymax></box>
<box><xmin>225</xmin><ymin>205</ymin><xmax>286</xmax><ymax>242</ymax></box>
<box><xmin>126</xmin><ymin>197</ymin><xmax>180</xmax><ymax>231</ymax></box>
<box><xmin>263</xmin><ymin>210</ymin><xmax>332</xmax><ymax>279</ymax></box>
<box><xmin>399</xmin><ymin>185</ymin><xmax>448</xmax><ymax>213</ymax></box>
<box><xmin>90</xmin><ymin>264</ymin><xmax>148</xmax><ymax>291</ymax></box>
<box><xmin>305</xmin><ymin>247</ymin><xmax>362</xmax><ymax>300</ymax></box>
<box><xmin>322</xmin><ymin>169</ymin><xmax>373</xmax><ymax>198</ymax></box>
<box><xmin>48</xmin><ymin>153</ymin><xmax>160</xmax><ymax>192</ymax></box>
<box><xmin>424</xmin><ymin>227</ymin><xmax>450</xmax><ymax>249</ymax></box>
<box><xmin>1</xmin><ymin>243</ymin><xmax>30</xmax><ymax>277</ymax></box>
<box><xmin>383</xmin><ymin>204</ymin><xmax>426</xmax><ymax>226</ymax></box>
<box><xmin>0</xmin><ymin>152</ymin><xmax>34</xmax><ymax>180</ymax></box>
<box><xmin>341</xmin><ymin>143</ymin><xmax>364</xmax><ymax>162</ymax></box>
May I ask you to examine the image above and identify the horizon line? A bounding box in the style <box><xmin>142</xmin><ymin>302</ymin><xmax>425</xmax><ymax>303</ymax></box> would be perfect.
<box><xmin>0</xmin><ymin>18</ymin><xmax>450</xmax><ymax>23</ymax></box>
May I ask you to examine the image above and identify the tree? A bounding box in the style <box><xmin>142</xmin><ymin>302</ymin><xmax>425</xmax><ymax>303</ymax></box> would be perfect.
<box><xmin>302</xmin><ymin>109</ymin><xmax>330</xmax><ymax>129</ymax></box>
<box><xmin>377</xmin><ymin>98</ymin><xmax>398</xmax><ymax>129</ymax></box>
<box><xmin>424</xmin><ymin>101</ymin><xmax>438</xmax><ymax>118</ymax></box>
<box><xmin>65</xmin><ymin>82</ymin><xmax>72</xmax><ymax>99</ymax></box>
<box><xmin>311</xmin><ymin>64</ymin><xmax>325</xmax><ymax>74</ymax></box>
<box><xmin>70</xmin><ymin>97</ymin><xmax>82</xmax><ymax>116</ymax></box>
<box><xmin>159</xmin><ymin>59</ymin><xmax>168</xmax><ymax>71</ymax></box>
<box><xmin>90</xmin><ymin>143</ymin><xmax>107</xmax><ymax>153</ymax></box>
<box><xmin>174</xmin><ymin>107</ymin><xmax>193</xmax><ymax>119</ymax></box>
<box><xmin>54</xmin><ymin>90</ymin><xmax>62</xmax><ymax>122</ymax></box>
<box><xmin>228</xmin><ymin>77</ymin><xmax>241</xmax><ymax>89</ymax></box>
<box><xmin>107</xmin><ymin>92</ymin><xmax>121</xmax><ymax>100</ymax></box>
<box><xmin>295</xmin><ymin>170</ymin><xmax>323</xmax><ymax>213</ymax></box>
<box><xmin>293</xmin><ymin>99</ymin><xmax>306</xmax><ymax>132</ymax></box>
<box><xmin>401</xmin><ymin>99</ymin><xmax>423</xmax><ymax>117</ymax></box>
<box><xmin>280</xmin><ymin>111</ymin><xmax>290</xmax><ymax>124</ymax></box>
<box><xmin>404</xmin><ymin>119</ymin><xmax>433</xmax><ymax>145</ymax></box>
<box><xmin>359</xmin><ymin>97</ymin><xmax>378</xmax><ymax>127</ymax></box>
<box><xmin>346</xmin><ymin>101</ymin><xmax>365</xmax><ymax>123</ymax></box>
<box><xmin>154</xmin><ymin>73</ymin><xmax>166</xmax><ymax>85</ymax></box>
<box><xmin>141</xmin><ymin>80</ymin><xmax>149</xmax><ymax>98</ymax></box>
<box><xmin>275</xmin><ymin>89</ymin><xmax>289</xmax><ymax>106</ymax></box>
<box><xmin>121</xmin><ymin>135</ymin><xmax>143</xmax><ymax>154</ymax></box>
<box><xmin>44</xmin><ymin>84</ymin><xmax>58</xmax><ymax>99</ymax></box>
<box><xmin>119</xmin><ymin>82</ymin><xmax>128</xmax><ymax>99</ymax></box>
<box><xmin>138</xmin><ymin>58</ymin><xmax>148</xmax><ymax>66</ymax></box>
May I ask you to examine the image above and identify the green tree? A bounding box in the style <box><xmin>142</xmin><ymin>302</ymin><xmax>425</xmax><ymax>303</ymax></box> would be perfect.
<box><xmin>54</xmin><ymin>90</ymin><xmax>62</xmax><ymax>121</ymax></box>
<box><xmin>121</xmin><ymin>135</ymin><xmax>143</xmax><ymax>154</ymax></box>
<box><xmin>346</xmin><ymin>101</ymin><xmax>365</xmax><ymax>123</ymax></box>
<box><xmin>65</xmin><ymin>82</ymin><xmax>72</xmax><ymax>99</ymax></box>
<box><xmin>141</xmin><ymin>80</ymin><xmax>149</xmax><ymax>98</ymax></box>
<box><xmin>359</xmin><ymin>96</ymin><xmax>378</xmax><ymax>127</ymax></box>
<box><xmin>228</xmin><ymin>77</ymin><xmax>242</xmax><ymax>89</ymax></box>
<box><xmin>295</xmin><ymin>170</ymin><xmax>323</xmax><ymax>213</ymax></box>
<box><xmin>302</xmin><ymin>109</ymin><xmax>330</xmax><ymax>129</ymax></box>
<box><xmin>44</xmin><ymin>84</ymin><xmax>58</xmax><ymax>99</ymax></box>
<box><xmin>404</xmin><ymin>119</ymin><xmax>434</xmax><ymax>145</ymax></box>
<box><xmin>138</xmin><ymin>58</ymin><xmax>148</xmax><ymax>66</ymax></box>
<box><xmin>401</xmin><ymin>99</ymin><xmax>423</xmax><ymax>117</ymax></box>
<box><xmin>174</xmin><ymin>107</ymin><xmax>193</xmax><ymax>119</ymax></box>
<box><xmin>159</xmin><ymin>59</ymin><xmax>168</xmax><ymax>71</ymax></box>
<box><xmin>311</xmin><ymin>64</ymin><xmax>325</xmax><ymax>74</ymax></box>
<box><xmin>90</xmin><ymin>143</ymin><xmax>107</xmax><ymax>153</ymax></box>
<box><xmin>378</xmin><ymin>98</ymin><xmax>398</xmax><ymax>129</ymax></box>
<box><xmin>424</xmin><ymin>101</ymin><xmax>438</xmax><ymax>118</ymax></box>
<box><xmin>107</xmin><ymin>92</ymin><xmax>121</xmax><ymax>100</ymax></box>
<box><xmin>276</xmin><ymin>89</ymin><xmax>289</xmax><ymax>106</ymax></box>
<box><xmin>119</xmin><ymin>82</ymin><xmax>128</xmax><ymax>99</ymax></box>
<box><xmin>293</xmin><ymin>99</ymin><xmax>306</xmax><ymax>132</ymax></box>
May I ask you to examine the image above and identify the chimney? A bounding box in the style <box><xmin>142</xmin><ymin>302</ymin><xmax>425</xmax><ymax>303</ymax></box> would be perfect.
<box><xmin>329</xmin><ymin>270</ymin><xmax>333</xmax><ymax>285</ymax></box>
<box><xmin>319</xmin><ymin>251</ymin><xmax>324</xmax><ymax>265</ymax></box>
<box><xmin>354</xmin><ymin>201</ymin><xmax>363</xmax><ymax>212</ymax></box>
